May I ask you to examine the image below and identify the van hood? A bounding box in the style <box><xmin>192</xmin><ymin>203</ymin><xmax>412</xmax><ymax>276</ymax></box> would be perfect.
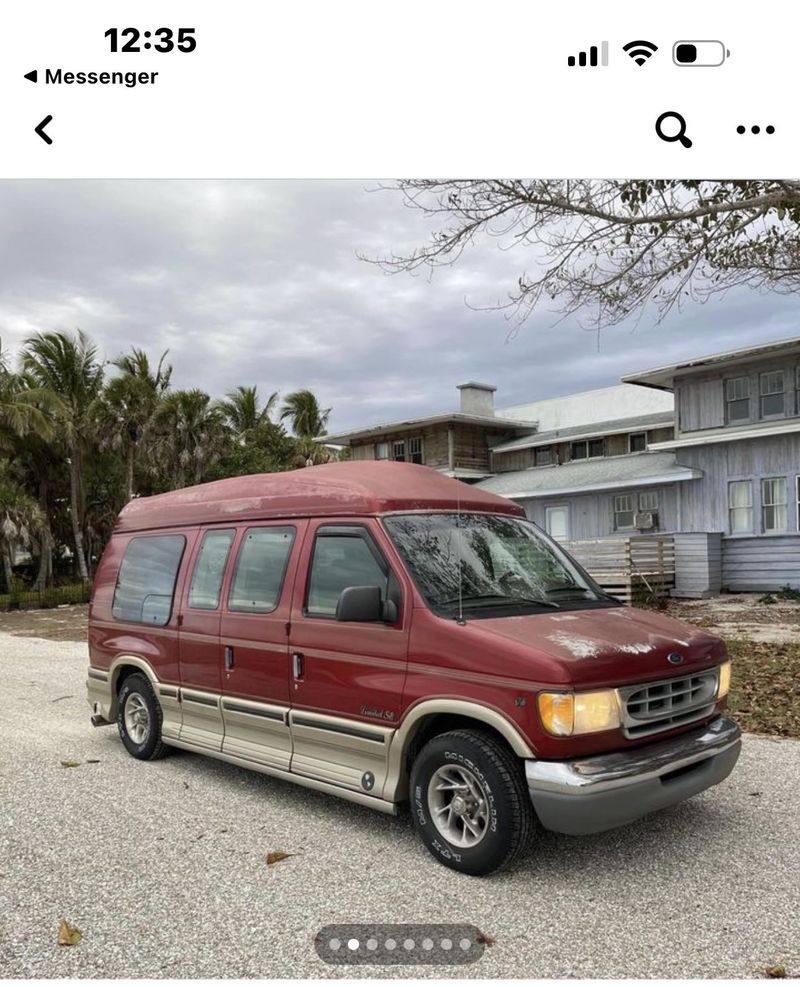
<box><xmin>472</xmin><ymin>605</ymin><xmax>725</xmax><ymax>688</ymax></box>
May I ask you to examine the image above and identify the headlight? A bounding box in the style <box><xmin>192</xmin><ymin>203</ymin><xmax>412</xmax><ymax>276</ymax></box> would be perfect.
<box><xmin>537</xmin><ymin>689</ymin><xmax>621</xmax><ymax>736</ymax></box>
<box><xmin>717</xmin><ymin>660</ymin><xmax>731</xmax><ymax>699</ymax></box>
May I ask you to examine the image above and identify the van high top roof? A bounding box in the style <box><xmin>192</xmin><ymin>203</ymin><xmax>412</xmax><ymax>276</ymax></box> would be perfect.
<box><xmin>115</xmin><ymin>461</ymin><xmax>524</xmax><ymax>533</ymax></box>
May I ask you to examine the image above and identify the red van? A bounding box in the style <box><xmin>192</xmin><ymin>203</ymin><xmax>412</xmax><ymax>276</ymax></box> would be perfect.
<box><xmin>87</xmin><ymin>462</ymin><xmax>740</xmax><ymax>875</ymax></box>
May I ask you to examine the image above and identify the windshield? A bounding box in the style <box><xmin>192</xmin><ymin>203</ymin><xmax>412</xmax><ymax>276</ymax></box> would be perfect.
<box><xmin>384</xmin><ymin>512</ymin><xmax>611</xmax><ymax>616</ymax></box>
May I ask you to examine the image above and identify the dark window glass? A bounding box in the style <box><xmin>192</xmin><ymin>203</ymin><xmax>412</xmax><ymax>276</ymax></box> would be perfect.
<box><xmin>588</xmin><ymin>438</ymin><xmax>605</xmax><ymax>458</ymax></box>
<box><xmin>408</xmin><ymin>436</ymin><xmax>423</xmax><ymax>464</ymax></box>
<box><xmin>571</xmin><ymin>441</ymin><xmax>587</xmax><ymax>460</ymax></box>
<box><xmin>112</xmin><ymin>535</ymin><xmax>186</xmax><ymax>626</ymax></box>
<box><xmin>535</xmin><ymin>446</ymin><xmax>553</xmax><ymax>466</ymax></box>
<box><xmin>228</xmin><ymin>527</ymin><xmax>295</xmax><ymax>612</ymax></box>
<box><xmin>392</xmin><ymin>440</ymin><xmax>406</xmax><ymax>462</ymax></box>
<box><xmin>726</xmin><ymin>376</ymin><xmax>750</xmax><ymax>423</ymax></box>
<box><xmin>629</xmin><ymin>432</ymin><xmax>647</xmax><ymax>453</ymax></box>
<box><xmin>188</xmin><ymin>529</ymin><xmax>234</xmax><ymax>610</ymax></box>
<box><xmin>307</xmin><ymin>532</ymin><xmax>387</xmax><ymax>616</ymax></box>
<box><xmin>760</xmin><ymin>371</ymin><xmax>785</xmax><ymax>418</ymax></box>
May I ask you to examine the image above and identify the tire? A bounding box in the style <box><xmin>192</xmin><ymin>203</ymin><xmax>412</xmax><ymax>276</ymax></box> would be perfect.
<box><xmin>117</xmin><ymin>672</ymin><xmax>168</xmax><ymax>761</ymax></box>
<box><xmin>410</xmin><ymin>728</ymin><xmax>534</xmax><ymax>876</ymax></box>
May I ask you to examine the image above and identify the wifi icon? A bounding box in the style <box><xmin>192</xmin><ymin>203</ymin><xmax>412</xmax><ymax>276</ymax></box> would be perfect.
<box><xmin>623</xmin><ymin>40</ymin><xmax>658</xmax><ymax>65</ymax></box>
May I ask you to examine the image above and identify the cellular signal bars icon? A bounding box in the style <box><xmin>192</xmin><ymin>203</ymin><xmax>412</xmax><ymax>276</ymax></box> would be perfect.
<box><xmin>567</xmin><ymin>42</ymin><xmax>609</xmax><ymax>67</ymax></box>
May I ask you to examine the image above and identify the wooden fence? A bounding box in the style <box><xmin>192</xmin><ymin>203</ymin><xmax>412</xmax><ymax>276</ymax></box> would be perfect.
<box><xmin>563</xmin><ymin>535</ymin><xmax>675</xmax><ymax>604</ymax></box>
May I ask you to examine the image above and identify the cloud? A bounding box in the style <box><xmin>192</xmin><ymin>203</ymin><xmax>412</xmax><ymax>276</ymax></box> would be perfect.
<box><xmin>0</xmin><ymin>179</ymin><xmax>795</xmax><ymax>433</ymax></box>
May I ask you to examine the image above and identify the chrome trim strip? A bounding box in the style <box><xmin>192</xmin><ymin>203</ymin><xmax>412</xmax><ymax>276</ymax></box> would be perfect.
<box><xmin>159</xmin><ymin>685</ymin><xmax>179</xmax><ymax>698</ymax></box>
<box><xmin>292</xmin><ymin>715</ymin><xmax>386</xmax><ymax>744</ymax></box>
<box><xmin>526</xmin><ymin>715</ymin><xmax>741</xmax><ymax>796</ymax></box>
<box><xmin>87</xmin><ymin>668</ymin><xmax>109</xmax><ymax>681</ymax></box>
<box><xmin>222</xmin><ymin>701</ymin><xmax>285</xmax><ymax>723</ymax></box>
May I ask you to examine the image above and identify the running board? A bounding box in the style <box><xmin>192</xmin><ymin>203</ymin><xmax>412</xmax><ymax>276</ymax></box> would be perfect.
<box><xmin>164</xmin><ymin>738</ymin><xmax>398</xmax><ymax>815</ymax></box>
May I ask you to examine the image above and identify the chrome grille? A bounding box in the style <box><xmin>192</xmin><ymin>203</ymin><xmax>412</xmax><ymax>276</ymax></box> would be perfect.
<box><xmin>617</xmin><ymin>670</ymin><xmax>719</xmax><ymax>739</ymax></box>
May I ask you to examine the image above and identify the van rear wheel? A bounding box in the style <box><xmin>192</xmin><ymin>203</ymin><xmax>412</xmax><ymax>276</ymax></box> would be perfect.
<box><xmin>117</xmin><ymin>672</ymin><xmax>167</xmax><ymax>761</ymax></box>
<box><xmin>410</xmin><ymin>729</ymin><xmax>533</xmax><ymax>876</ymax></box>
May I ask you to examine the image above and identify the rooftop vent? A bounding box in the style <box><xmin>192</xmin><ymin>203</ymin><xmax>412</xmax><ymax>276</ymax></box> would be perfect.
<box><xmin>457</xmin><ymin>381</ymin><xmax>496</xmax><ymax>417</ymax></box>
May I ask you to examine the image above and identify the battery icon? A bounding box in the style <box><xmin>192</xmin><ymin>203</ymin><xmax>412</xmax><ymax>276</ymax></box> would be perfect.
<box><xmin>673</xmin><ymin>40</ymin><xmax>730</xmax><ymax>66</ymax></box>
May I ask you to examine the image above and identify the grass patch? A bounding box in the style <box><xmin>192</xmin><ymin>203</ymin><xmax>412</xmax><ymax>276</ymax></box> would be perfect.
<box><xmin>726</xmin><ymin>639</ymin><xmax>800</xmax><ymax>738</ymax></box>
<box><xmin>0</xmin><ymin>582</ymin><xmax>91</xmax><ymax>612</ymax></box>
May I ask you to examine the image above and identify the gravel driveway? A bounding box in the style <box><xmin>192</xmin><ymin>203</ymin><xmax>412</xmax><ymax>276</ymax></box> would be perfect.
<box><xmin>1</xmin><ymin>633</ymin><xmax>798</xmax><ymax>978</ymax></box>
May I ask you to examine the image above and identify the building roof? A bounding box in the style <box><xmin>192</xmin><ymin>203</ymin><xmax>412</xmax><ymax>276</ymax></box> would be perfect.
<box><xmin>475</xmin><ymin>452</ymin><xmax>702</xmax><ymax>500</ymax></box>
<box><xmin>115</xmin><ymin>462</ymin><xmax>524</xmax><ymax>533</ymax></box>
<box><xmin>319</xmin><ymin>411</ymin><xmax>536</xmax><ymax>446</ymax></box>
<box><xmin>496</xmin><ymin>383</ymin><xmax>673</xmax><ymax>431</ymax></box>
<box><xmin>491</xmin><ymin>411</ymin><xmax>675</xmax><ymax>454</ymax></box>
<box><xmin>622</xmin><ymin>335</ymin><xmax>800</xmax><ymax>391</ymax></box>
<box><xmin>648</xmin><ymin>417</ymin><xmax>800</xmax><ymax>451</ymax></box>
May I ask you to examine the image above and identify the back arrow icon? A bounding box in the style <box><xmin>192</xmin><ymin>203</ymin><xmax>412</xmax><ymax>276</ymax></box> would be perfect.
<box><xmin>35</xmin><ymin>115</ymin><xmax>53</xmax><ymax>144</ymax></box>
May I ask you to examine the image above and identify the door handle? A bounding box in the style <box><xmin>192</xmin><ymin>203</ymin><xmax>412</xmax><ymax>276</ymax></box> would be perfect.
<box><xmin>224</xmin><ymin>645</ymin><xmax>234</xmax><ymax>671</ymax></box>
<box><xmin>292</xmin><ymin>652</ymin><xmax>304</xmax><ymax>679</ymax></box>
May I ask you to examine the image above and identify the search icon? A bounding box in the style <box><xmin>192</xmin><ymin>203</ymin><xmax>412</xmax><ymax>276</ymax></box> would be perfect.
<box><xmin>655</xmin><ymin>111</ymin><xmax>693</xmax><ymax>148</ymax></box>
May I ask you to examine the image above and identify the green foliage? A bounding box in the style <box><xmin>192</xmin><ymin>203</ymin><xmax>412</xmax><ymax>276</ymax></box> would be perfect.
<box><xmin>0</xmin><ymin>331</ymin><xmax>336</xmax><ymax>596</ymax></box>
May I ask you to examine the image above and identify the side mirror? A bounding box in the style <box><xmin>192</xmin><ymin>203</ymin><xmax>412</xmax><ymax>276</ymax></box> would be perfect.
<box><xmin>336</xmin><ymin>585</ymin><xmax>396</xmax><ymax>623</ymax></box>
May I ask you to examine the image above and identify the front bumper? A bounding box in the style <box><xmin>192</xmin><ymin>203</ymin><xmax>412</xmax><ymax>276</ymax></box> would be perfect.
<box><xmin>525</xmin><ymin>714</ymin><xmax>741</xmax><ymax>835</ymax></box>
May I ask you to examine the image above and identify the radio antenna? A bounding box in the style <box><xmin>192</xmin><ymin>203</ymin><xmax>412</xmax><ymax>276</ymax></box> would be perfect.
<box><xmin>456</xmin><ymin>481</ymin><xmax>465</xmax><ymax>625</ymax></box>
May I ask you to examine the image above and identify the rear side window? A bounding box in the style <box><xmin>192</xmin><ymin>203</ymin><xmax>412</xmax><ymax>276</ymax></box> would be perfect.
<box><xmin>306</xmin><ymin>530</ymin><xmax>388</xmax><ymax>617</ymax></box>
<box><xmin>228</xmin><ymin>526</ymin><xmax>295</xmax><ymax>612</ymax></box>
<box><xmin>112</xmin><ymin>535</ymin><xmax>186</xmax><ymax>626</ymax></box>
<box><xmin>188</xmin><ymin>529</ymin><xmax>235</xmax><ymax>610</ymax></box>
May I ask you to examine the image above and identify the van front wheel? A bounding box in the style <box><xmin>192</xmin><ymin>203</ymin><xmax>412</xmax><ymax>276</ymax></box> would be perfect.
<box><xmin>117</xmin><ymin>672</ymin><xmax>167</xmax><ymax>761</ymax></box>
<box><xmin>409</xmin><ymin>729</ymin><xmax>533</xmax><ymax>876</ymax></box>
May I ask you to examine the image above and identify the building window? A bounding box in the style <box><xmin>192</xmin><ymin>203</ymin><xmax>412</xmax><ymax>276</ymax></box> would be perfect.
<box><xmin>728</xmin><ymin>480</ymin><xmax>753</xmax><ymax>534</ymax></box>
<box><xmin>571</xmin><ymin>441</ymin><xmax>587</xmax><ymax>460</ymax></box>
<box><xmin>392</xmin><ymin>440</ymin><xmax>406</xmax><ymax>462</ymax></box>
<box><xmin>588</xmin><ymin>438</ymin><xmax>605</xmax><ymax>458</ymax></box>
<box><xmin>796</xmin><ymin>367</ymin><xmax>800</xmax><ymax>416</ymax></box>
<box><xmin>629</xmin><ymin>432</ymin><xmax>647</xmax><ymax>453</ymax></box>
<box><xmin>375</xmin><ymin>441</ymin><xmax>390</xmax><ymax>460</ymax></box>
<box><xmin>762</xmin><ymin>477</ymin><xmax>788</xmax><ymax>533</ymax></box>
<box><xmin>408</xmin><ymin>436</ymin><xmax>423</xmax><ymax>464</ymax></box>
<box><xmin>638</xmin><ymin>491</ymin><xmax>659</xmax><ymax>513</ymax></box>
<box><xmin>613</xmin><ymin>494</ymin><xmax>635</xmax><ymax>530</ymax></box>
<box><xmin>725</xmin><ymin>376</ymin><xmax>750</xmax><ymax>424</ymax></box>
<box><xmin>760</xmin><ymin>371</ymin><xmax>785</xmax><ymax>418</ymax></box>
<box><xmin>534</xmin><ymin>446</ymin><xmax>553</xmax><ymax>467</ymax></box>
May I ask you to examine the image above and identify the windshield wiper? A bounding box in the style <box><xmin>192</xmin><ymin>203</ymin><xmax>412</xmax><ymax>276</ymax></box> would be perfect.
<box><xmin>442</xmin><ymin>593</ymin><xmax>560</xmax><ymax>610</ymax></box>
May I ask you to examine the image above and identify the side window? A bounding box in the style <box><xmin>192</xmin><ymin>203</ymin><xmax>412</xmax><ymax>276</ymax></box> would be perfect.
<box><xmin>112</xmin><ymin>535</ymin><xmax>186</xmax><ymax>626</ymax></box>
<box><xmin>613</xmin><ymin>494</ymin><xmax>635</xmax><ymax>530</ymax></box>
<box><xmin>726</xmin><ymin>376</ymin><xmax>750</xmax><ymax>424</ymax></box>
<box><xmin>228</xmin><ymin>526</ymin><xmax>295</xmax><ymax>612</ymax></box>
<box><xmin>188</xmin><ymin>529</ymin><xmax>235</xmax><ymax>610</ymax></box>
<box><xmin>306</xmin><ymin>530</ymin><xmax>388</xmax><ymax>617</ymax></box>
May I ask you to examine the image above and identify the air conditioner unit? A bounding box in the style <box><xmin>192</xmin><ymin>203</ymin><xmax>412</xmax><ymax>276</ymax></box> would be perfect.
<box><xmin>634</xmin><ymin>511</ymin><xmax>657</xmax><ymax>530</ymax></box>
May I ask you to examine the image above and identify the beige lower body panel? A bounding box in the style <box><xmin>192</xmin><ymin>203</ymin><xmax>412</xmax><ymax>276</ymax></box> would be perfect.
<box><xmin>179</xmin><ymin>690</ymin><xmax>223</xmax><ymax>752</ymax></box>
<box><xmin>289</xmin><ymin>710</ymin><xmax>395</xmax><ymax>794</ymax></box>
<box><xmin>157</xmin><ymin>685</ymin><xmax>182</xmax><ymax>742</ymax></box>
<box><xmin>164</xmin><ymin>737</ymin><xmax>397</xmax><ymax>815</ymax></box>
<box><xmin>221</xmin><ymin>697</ymin><xmax>292</xmax><ymax>772</ymax></box>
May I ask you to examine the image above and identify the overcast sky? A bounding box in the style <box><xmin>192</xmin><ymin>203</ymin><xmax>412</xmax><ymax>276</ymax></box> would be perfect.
<box><xmin>0</xmin><ymin>180</ymin><xmax>797</xmax><ymax>433</ymax></box>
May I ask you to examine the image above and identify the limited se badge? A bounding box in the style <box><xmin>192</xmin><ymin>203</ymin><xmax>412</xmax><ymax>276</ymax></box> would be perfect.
<box><xmin>667</xmin><ymin>652</ymin><xmax>684</xmax><ymax>665</ymax></box>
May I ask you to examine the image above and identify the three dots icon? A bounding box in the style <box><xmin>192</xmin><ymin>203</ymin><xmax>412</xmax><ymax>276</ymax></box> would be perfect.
<box><xmin>736</xmin><ymin>124</ymin><xmax>775</xmax><ymax>135</ymax></box>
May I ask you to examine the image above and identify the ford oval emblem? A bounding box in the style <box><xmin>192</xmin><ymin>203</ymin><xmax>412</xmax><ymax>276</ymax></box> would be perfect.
<box><xmin>667</xmin><ymin>652</ymin><xmax>684</xmax><ymax>665</ymax></box>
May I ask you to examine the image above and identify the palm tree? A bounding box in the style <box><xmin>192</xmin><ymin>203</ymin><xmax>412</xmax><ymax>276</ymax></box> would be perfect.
<box><xmin>22</xmin><ymin>330</ymin><xmax>104</xmax><ymax>581</ymax></box>
<box><xmin>151</xmin><ymin>389</ymin><xmax>230</xmax><ymax>488</ymax></box>
<box><xmin>279</xmin><ymin>389</ymin><xmax>331</xmax><ymax>439</ymax></box>
<box><xmin>0</xmin><ymin>346</ymin><xmax>54</xmax><ymax>448</ymax></box>
<box><xmin>98</xmin><ymin>348</ymin><xmax>172</xmax><ymax>502</ymax></box>
<box><xmin>0</xmin><ymin>464</ymin><xmax>44</xmax><ymax>595</ymax></box>
<box><xmin>218</xmin><ymin>385</ymin><xmax>278</xmax><ymax>437</ymax></box>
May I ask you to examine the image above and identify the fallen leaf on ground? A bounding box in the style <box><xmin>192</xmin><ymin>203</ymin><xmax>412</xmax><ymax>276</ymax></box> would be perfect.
<box><xmin>476</xmin><ymin>931</ymin><xmax>496</xmax><ymax>946</ymax></box>
<box><xmin>57</xmin><ymin>918</ymin><xmax>82</xmax><ymax>946</ymax></box>
<box><xmin>183</xmin><ymin>781</ymin><xmax>189</xmax><ymax>789</ymax></box>
<box><xmin>266</xmin><ymin>851</ymin><xmax>296</xmax><ymax>866</ymax></box>
<box><xmin>60</xmin><ymin>760</ymin><xmax>80</xmax><ymax>768</ymax></box>
<box><xmin>764</xmin><ymin>965</ymin><xmax>787</xmax><ymax>979</ymax></box>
